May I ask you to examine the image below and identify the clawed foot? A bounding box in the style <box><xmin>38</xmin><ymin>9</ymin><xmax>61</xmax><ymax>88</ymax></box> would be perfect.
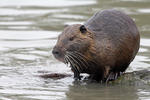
<box><xmin>106</xmin><ymin>72</ymin><xmax>123</xmax><ymax>83</ymax></box>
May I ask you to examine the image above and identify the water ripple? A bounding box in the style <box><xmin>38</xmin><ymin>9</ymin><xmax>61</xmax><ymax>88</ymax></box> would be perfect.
<box><xmin>0</xmin><ymin>0</ymin><xmax>150</xmax><ymax>100</ymax></box>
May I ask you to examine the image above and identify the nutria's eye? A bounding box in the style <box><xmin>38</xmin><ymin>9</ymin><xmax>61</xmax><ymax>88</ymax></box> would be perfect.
<box><xmin>69</xmin><ymin>37</ymin><xmax>74</xmax><ymax>41</ymax></box>
<box><xmin>80</xmin><ymin>25</ymin><xmax>87</xmax><ymax>34</ymax></box>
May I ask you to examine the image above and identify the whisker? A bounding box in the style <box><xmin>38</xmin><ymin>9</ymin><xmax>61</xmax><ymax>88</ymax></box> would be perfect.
<box><xmin>72</xmin><ymin>51</ymin><xmax>89</xmax><ymax>68</ymax></box>
<box><xmin>68</xmin><ymin>52</ymin><xmax>88</xmax><ymax>70</ymax></box>
<box><xmin>64</xmin><ymin>56</ymin><xmax>68</xmax><ymax>64</ymax></box>
<box><xmin>66</xmin><ymin>55</ymin><xmax>80</xmax><ymax>79</ymax></box>
<box><xmin>65</xmin><ymin>55</ymin><xmax>79</xmax><ymax>74</ymax></box>
<box><xmin>73</xmin><ymin>51</ymin><xmax>98</xmax><ymax>68</ymax></box>
<box><xmin>67</xmin><ymin>53</ymin><xmax>83</xmax><ymax>72</ymax></box>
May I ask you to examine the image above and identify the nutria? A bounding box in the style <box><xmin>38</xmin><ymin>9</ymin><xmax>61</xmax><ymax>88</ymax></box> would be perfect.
<box><xmin>52</xmin><ymin>9</ymin><xmax>140</xmax><ymax>82</ymax></box>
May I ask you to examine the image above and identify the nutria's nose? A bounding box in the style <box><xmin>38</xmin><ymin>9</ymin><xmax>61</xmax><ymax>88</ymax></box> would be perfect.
<box><xmin>52</xmin><ymin>49</ymin><xmax>60</xmax><ymax>56</ymax></box>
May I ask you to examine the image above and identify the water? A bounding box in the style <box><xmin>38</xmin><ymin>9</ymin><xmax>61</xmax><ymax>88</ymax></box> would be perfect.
<box><xmin>0</xmin><ymin>0</ymin><xmax>150</xmax><ymax>100</ymax></box>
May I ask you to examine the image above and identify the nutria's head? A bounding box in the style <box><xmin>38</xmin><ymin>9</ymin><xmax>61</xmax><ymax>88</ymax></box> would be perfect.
<box><xmin>52</xmin><ymin>24</ymin><xmax>94</xmax><ymax>64</ymax></box>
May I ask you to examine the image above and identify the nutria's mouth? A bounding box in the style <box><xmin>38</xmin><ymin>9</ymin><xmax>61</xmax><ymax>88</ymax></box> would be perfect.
<box><xmin>64</xmin><ymin>51</ymin><xmax>89</xmax><ymax>77</ymax></box>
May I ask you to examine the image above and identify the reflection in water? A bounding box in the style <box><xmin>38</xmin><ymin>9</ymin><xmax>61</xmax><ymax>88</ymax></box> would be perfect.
<box><xmin>66</xmin><ymin>82</ymin><xmax>139</xmax><ymax>100</ymax></box>
<box><xmin>0</xmin><ymin>0</ymin><xmax>150</xmax><ymax>100</ymax></box>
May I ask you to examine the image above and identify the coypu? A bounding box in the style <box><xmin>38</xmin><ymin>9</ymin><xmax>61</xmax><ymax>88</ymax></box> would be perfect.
<box><xmin>52</xmin><ymin>9</ymin><xmax>140</xmax><ymax>82</ymax></box>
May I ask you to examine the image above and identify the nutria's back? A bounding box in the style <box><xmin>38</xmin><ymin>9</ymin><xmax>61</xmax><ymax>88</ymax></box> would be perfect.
<box><xmin>85</xmin><ymin>9</ymin><xmax>139</xmax><ymax>38</ymax></box>
<box><xmin>84</xmin><ymin>9</ymin><xmax>140</xmax><ymax>72</ymax></box>
<box><xmin>52</xmin><ymin>9</ymin><xmax>140</xmax><ymax>82</ymax></box>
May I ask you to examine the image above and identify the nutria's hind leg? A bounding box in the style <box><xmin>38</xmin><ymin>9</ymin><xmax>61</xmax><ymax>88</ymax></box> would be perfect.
<box><xmin>106</xmin><ymin>72</ymin><xmax>115</xmax><ymax>83</ymax></box>
<box><xmin>105</xmin><ymin>72</ymin><xmax>124</xmax><ymax>83</ymax></box>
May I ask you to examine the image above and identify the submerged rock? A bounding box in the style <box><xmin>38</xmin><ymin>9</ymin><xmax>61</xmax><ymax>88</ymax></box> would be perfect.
<box><xmin>110</xmin><ymin>70</ymin><xmax>150</xmax><ymax>85</ymax></box>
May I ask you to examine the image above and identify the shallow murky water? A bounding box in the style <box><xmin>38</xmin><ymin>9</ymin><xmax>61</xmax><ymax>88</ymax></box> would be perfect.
<box><xmin>0</xmin><ymin>0</ymin><xmax>150</xmax><ymax>100</ymax></box>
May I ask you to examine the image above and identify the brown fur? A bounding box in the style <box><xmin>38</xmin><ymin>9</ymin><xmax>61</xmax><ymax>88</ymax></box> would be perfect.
<box><xmin>52</xmin><ymin>9</ymin><xmax>140</xmax><ymax>82</ymax></box>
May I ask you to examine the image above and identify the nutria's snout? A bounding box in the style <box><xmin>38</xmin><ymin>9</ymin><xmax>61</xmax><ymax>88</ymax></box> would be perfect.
<box><xmin>52</xmin><ymin>46</ymin><xmax>65</xmax><ymax>62</ymax></box>
<box><xmin>52</xmin><ymin>47</ymin><xmax>60</xmax><ymax>57</ymax></box>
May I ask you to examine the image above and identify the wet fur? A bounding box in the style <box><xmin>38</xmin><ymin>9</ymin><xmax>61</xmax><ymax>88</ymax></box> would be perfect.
<box><xmin>53</xmin><ymin>9</ymin><xmax>140</xmax><ymax>82</ymax></box>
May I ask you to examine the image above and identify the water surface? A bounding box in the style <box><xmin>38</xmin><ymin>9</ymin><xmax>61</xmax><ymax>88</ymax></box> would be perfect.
<box><xmin>0</xmin><ymin>0</ymin><xmax>150</xmax><ymax>100</ymax></box>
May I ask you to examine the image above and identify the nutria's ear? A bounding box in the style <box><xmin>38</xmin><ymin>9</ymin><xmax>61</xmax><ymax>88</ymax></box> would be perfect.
<box><xmin>80</xmin><ymin>25</ymin><xmax>87</xmax><ymax>34</ymax></box>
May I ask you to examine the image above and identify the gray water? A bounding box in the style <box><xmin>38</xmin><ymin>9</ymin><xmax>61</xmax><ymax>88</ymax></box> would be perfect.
<box><xmin>0</xmin><ymin>0</ymin><xmax>150</xmax><ymax>100</ymax></box>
